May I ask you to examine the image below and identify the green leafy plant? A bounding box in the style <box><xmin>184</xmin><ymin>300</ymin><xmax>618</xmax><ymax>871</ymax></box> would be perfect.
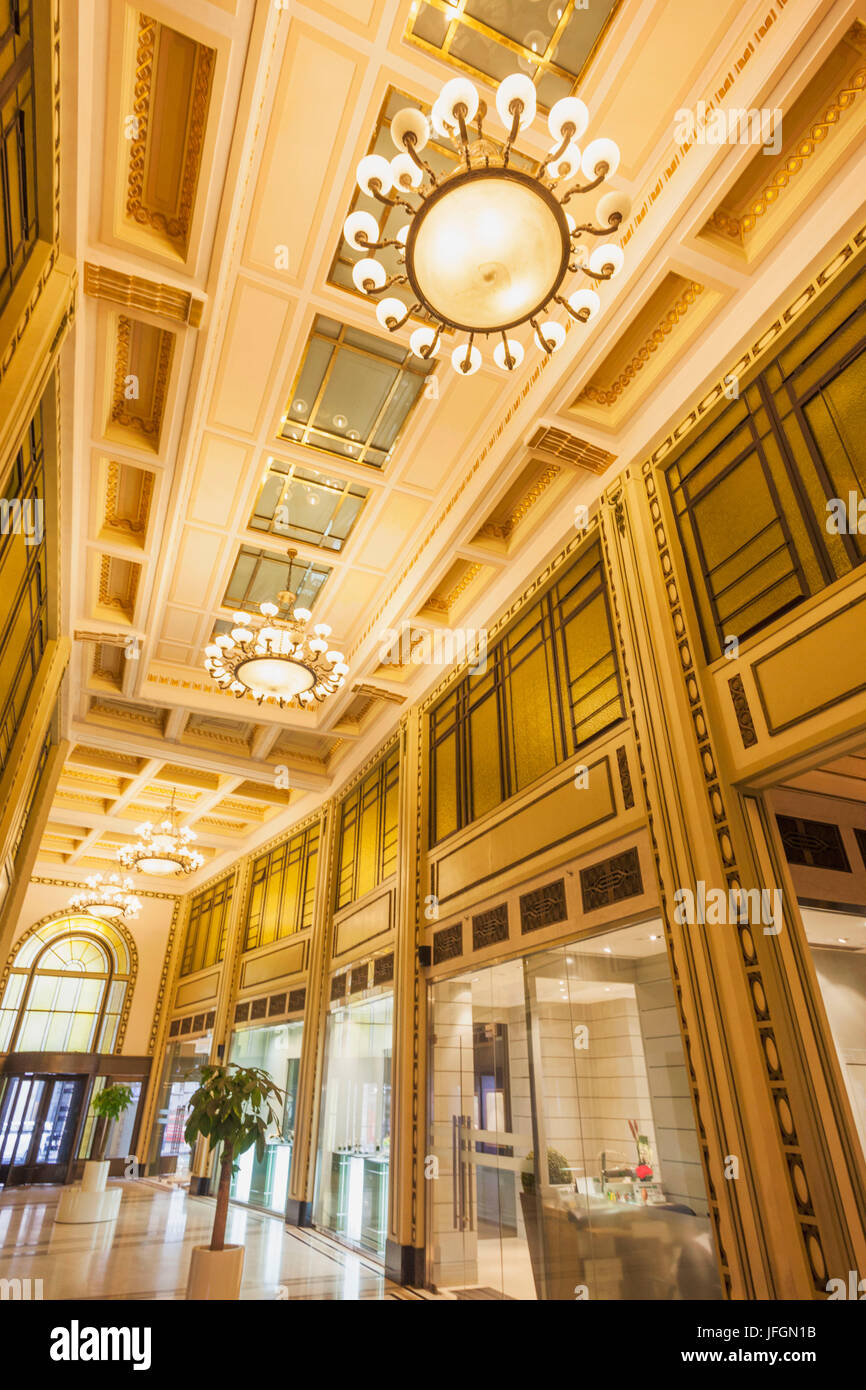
<box><xmin>90</xmin><ymin>1083</ymin><xmax>134</xmax><ymax>1162</ymax></box>
<box><xmin>521</xmin><ymin>1147</ymin><xmax>572</xmax><ymax>1194</ymax></box>
<box><xmin>184</xmin><ymin>1064</ymin><xmax>284</xmax><ymax>1252</ymax></box>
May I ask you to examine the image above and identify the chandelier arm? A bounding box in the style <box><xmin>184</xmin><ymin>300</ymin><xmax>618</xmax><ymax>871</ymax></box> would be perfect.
<box><xmin>500</xmin><ymin>329</ymin><xmax>516</xmax><ymax>370</ymax></box>
<box><xmin>402</xmin><ymin>132</ymin><xmax>438</xmax><ymax>187</ymax></box>
<box><xmin>419</xmin><ymin>321</ymin><xmax>443</xmax><ymax>359</ymax></box>
<box><xmin>456</xmin><ymin>331</ymin><xmax>475</xmax><ymax>374</ymax></box>
<box><xmin>580</xmin><ymin>264</ymin><xmax>614</xmax><ymax>283</ymax></box>
<box><xmin>361</xmin><ymin>273</ymin><xmax>409</xmax><ymax>295</ymax></box>
<box><xmin>559</xmin><ymin>167</ymin><xmax>608</xmax><ymax>206</ymax></box>
<box><xmin>555</xmin><ymin>293</ymin><xmax>591</xmax><ymax>323</ymax></box>
<box><xmin>502</xmin><ymin>104</ymin><xmax>522</xmax><ymax>167</ymax></box>
<box><xmin>382</xmin><ymin>302</ymin><xmax>422</xmax><ymax>331</ymax></box>
<box><xmin>570</xmin><ymin>215</ymin><xmax>622</xmax><ymax>237</ymax></box>
<box><xmin>530</xmin><ymin>316</ymin><xmax>556</xmax><ymax>354</ymax></box>
<box><xmin>356</xmin><ymin>232</ymin><xmax>407</xmax><ymax>252</ymax></box>
<box><xmin>538</xmin><ymin>121</ymin><xmax>577</xmax><ymax>180</ymax></box>
<box><xmin>369</xmin><ymin>181</ymin><xmax>418</xmax><ymax>215</ymax></box>
<box><xmin>453</xmin><ymin>104</ymin><xmax>473</xmax><ymax>171</ymax></box>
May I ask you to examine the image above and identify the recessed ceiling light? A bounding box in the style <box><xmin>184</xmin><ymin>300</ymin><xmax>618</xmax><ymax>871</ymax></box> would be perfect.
<box><xmin>649</xmin><ymin>934</ymin><xmax>658</xmax><ymax>941</ymax></box>
<box><xmin>603</xmin><ymin>947</ymin><xmax>612</xmax><ymax>954</ymax></box>
<box><xmin>333</xmin><ymin>413</ymin><xmax>348</xmax><ymax>429</ymax></box>
<box><xmin>292</xmin><ymin>398</ymin><xmax>307</xmax><ymax>414</ymax></box>
<box><xmin>838</xmin><ymin>937</ymin><xmax>848</xmax><ymax>943</ymax></box>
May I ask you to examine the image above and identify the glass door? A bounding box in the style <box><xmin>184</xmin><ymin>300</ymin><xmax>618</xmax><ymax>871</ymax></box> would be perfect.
<box><xmin>427</xmin><ymin>924</ymin><xmax>724</xmax><ymax>1300</ymax></box>
<box><xmin>428</xmin><ymin>960</ymin><xmax>534</xmax><ymax>1298</ymax></box>
<box><xmin>0</xmin><ymin>1074</ymin><xmax>87</xmax><ymax>1184</ymax></box>
<box><xmin>313</xmin><ymin>993</ymin><xmax>393</xmax><ymax>1257</ymax></box>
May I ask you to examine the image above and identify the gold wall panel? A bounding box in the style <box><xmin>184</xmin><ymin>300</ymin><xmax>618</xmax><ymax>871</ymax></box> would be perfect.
<box><xmin>433</xmin><ymin>757</ymin><xmax>616</xmax><ymax>905</ymax></box>
<box><xmin>240</xmin><ymin>938</ymin><xmax>308</xmax><ymax>989</ymax></box>
<box><xmin>332</xmin><ymin>888</ymin><xmax>392</xmax><ymax>960</ymax></box>
<box><xmin>173</xmin><ymin>972</ymin><xmax>219</xmax><ymax>1007</ymax></box>
<box><xmin>751</xmin><ymin>594</ymin><xmax>866</xmax><ymax>734</ymax></box>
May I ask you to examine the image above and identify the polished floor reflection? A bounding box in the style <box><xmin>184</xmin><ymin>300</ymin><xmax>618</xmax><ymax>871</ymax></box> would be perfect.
<box><xmin>0</xmin><ymin>1182</ymin><xmax>416</xmax><ymax>1300</ymax></box>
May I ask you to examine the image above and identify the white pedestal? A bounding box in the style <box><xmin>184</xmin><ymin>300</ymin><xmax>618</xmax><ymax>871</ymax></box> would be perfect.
<box><xmin>186</xmin><ymin>1245</ymin><xmax>245</xmax><ymax>1300</ymax></box>
<box><xmin>55</xmin><ymin>1185</ymin><xmax>122</xmax><ymax>1224</ymax></box>
<box><xmin>81</xmin><ymin>1160</ymin><xmax>110</xmax><ymax>1193</ymax></box>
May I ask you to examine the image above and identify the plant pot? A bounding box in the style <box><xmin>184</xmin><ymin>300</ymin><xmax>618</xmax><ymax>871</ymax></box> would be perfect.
<box><xmin>186</xmin><ymin>1244</ymin><xmax>245</xmax><ymax>1300</ymax></box>
<box><xmin>81</xmin><ymin>1160</ymin><xmax>110</xmax><ymax>1193</ymax></box>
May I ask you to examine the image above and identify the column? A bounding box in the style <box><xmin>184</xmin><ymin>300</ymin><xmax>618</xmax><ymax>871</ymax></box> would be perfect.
<box><xmin>385</xmin><ymin>706</ymin><xmax>425</xmax><ymax>1284</ymax></box>
<box><xmin>286</xmin><ymin>801</ymin><xmax>335</xmax><ymax>1226</ymax></box>
<box><xmin>602</xmin><ymin>465</ymin><xmax>866</xmax><ymax>1297</ymax></box>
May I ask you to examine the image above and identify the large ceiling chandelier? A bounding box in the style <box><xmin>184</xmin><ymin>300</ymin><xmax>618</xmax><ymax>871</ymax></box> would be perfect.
<box><xmin>344</xmin><ymin>75</ymin><xmax>630</xmax><ymax>375</ymax></box>
<box><xmin>118</xmin><ymin>790</ymin><xmax>204</xmax><ymax>877</ymax></box>
<box><xmin>203</xmin><ymin>550</ymin><xmax>348</xmax><ymax>708</ymax></box>
<box><xmin>69</xmin><ymin>873</ymin><xmax>141</xmax><ymax>921</ymax></box>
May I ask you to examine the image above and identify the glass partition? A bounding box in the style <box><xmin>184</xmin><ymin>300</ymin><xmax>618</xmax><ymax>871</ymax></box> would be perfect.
<box><xmin>145</xmin><ymin>1035</ymin><xmax>211</xmax><ymax>1179</ymax></box>
<box><xmin>228</xmin><ymin>1019</ymin><xmax>303</xmax><ymax>1214</ymax></box>
<box><xmin>427</xmin><ymin>922</ymin><xmax>723</xmax><ymax>1299</ymax></box>
<box><xmin>802</xmin><ymin>906</ymin><xmax>866</xmax><ymax>1161</ymax></box>
<box><xmin>313</xmin><ymin>992</ymin><xmax>393</xmax><ymax>1256</ymax></box>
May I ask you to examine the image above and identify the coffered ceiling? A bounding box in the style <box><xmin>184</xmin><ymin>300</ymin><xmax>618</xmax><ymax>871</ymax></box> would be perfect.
<box><xmin>43</xmin><ymin>0</ymin><xmax>866</xmax><ymax>886</ymax></box>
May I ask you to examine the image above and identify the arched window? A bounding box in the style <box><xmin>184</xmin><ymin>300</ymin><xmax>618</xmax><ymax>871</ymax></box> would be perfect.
<box><xmin>0</xmin><ymin>914</ymin><xmax>133</xmax><ymax>1054</ymax></box>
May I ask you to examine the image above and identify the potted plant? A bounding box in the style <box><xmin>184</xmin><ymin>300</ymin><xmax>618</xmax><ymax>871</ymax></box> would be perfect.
<box><xmin>55</xmin><ymin>1082</ymin><xmax>134</xmax><ymax>1225</ymax></box>
<box><xmin>85</xmin><ymin>1083</ymin><xmax>134</xmax><ymax>1190</ymax></box>
<box><xmin>184</xmin><ymin>1063</ymin><xmax>284</xmax><ymax>1300</ymax></box>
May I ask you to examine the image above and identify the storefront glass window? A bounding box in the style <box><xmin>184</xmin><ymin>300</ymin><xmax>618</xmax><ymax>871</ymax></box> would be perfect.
<box><xmin>427</xmin><ymin>922</ymin><xmax>723</xmax><ymax>1299</ymax></box>
<box><xmin>802</xmin><ymin>907</ymin><xmax>866</xmax><ymax>1161</ymax></box>
<box><xmin>313</xmin><ymin>993</ymin><xmax>392</xmax><ymax>1256</ymax></box>
<box><xmin>146</xmin><ymin>1035</ymin><xmax>211</xmax><ymax>1179</ymax></box>
<box><xmin>228</xmin><ymin>1020</ymin><xmax>303</xmax><ymax>1215</ymax></box>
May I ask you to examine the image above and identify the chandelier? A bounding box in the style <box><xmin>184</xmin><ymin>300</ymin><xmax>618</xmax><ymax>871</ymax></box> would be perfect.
<box><xmin>69</xmin><ymin>873</ymin><xmax>141</xmax><ymax>922</ymax></box>
<box><xmin>344</xmin><ymin>74</ymin><xmax>629</xmax><ymax>375</ymax></box>
<box><xmin>203</xmin><ymin>551</ymin><xmax>348</xmax><ymax>708</ymax></box>
<box><xmin>118</xmin><ymin>790</ymin><xmax>204</xmax><ymax>877</ymax></box>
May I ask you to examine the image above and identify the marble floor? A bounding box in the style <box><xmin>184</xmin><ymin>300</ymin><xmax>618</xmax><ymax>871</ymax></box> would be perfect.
<box><xmin>0</xmin><ymin>1181</ymin><xmax>424</xmax><ymax>1300</ymax></box>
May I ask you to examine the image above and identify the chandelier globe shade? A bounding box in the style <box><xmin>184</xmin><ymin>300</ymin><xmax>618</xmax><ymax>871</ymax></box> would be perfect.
<box><xmin>68</xmin><ymin>873</ymin><xmax>141</xmax><ymax>921</ymax></box>
<box><xmin>203</xmin><ymin>549</ymin><xmax>348</xmax><ymax>709</ymax></box>
<box><xmin>345</xmin><ymin>74</ymin><xmax>629</xmax><ymax>374</ymax></box>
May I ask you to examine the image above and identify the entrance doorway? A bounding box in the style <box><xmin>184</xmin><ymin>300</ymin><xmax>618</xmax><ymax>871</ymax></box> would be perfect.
<box><xmin>427</xmin><ymin>921</ymin><xmax>723</xmax><ymax>1300</ymax></box>
<box><xmin>0</xmin><ymin>1074</ymin><xmax>88</xmax><ymax>1184</ymax></box>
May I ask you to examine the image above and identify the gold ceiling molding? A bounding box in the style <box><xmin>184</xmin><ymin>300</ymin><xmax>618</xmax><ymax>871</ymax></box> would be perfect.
<box><xmin>706</xmin><ymin>53</ymin><xmax>866</xmax><ymax>243</ymax></box>
<box><xmin>84</xmin><ymin>262</ymin><xmax>203</xmax><ymax>326</ymax></box>
<box><xmin>110</xmin><ymin>315</ymin><xmax>175</xmax><ymax>438</ymax></box>
<box><xmin>528</xmin><ymin>426</ymin><xmax>616</xmax><ymax>474</ymax></box>
<box><xmin>60</xmin><ymin>768</ymin><xmax>120</xmax><ymax>790</ymax></box>
<box><xmin>97</xmin><ymin>553</ymin><xmax>141</xmax><ymax>619</ymax></box>
<box><xmin>69</xmin><ymin>744</ymin><xmax>143</xmax><ymax>770</ymax></box>
<box><xmin>647</xmin><ymin>224</ymin><xmax>866</xmax><ymax>468</ymax></box>
<box><xmin>478</xmin><ymin>463</ymin><xmax>562</xmax><ymax>542</ymax></box>
<box><xmin>579</xmin><ymin>282</ymin><xmax>705</xmax><ymax>407</ymax></box>
<box><xmin>90</xmin><ymin>641</ymin><xmax>124</xmax><ymax>688</ymax></box>
<box><xmin>426</xmin><ymin>561</ymin><xmax>484</xmax><ymax>615</ymax></box>
<box><xmin>88</xmin><ymin>696</ymin><xmax>164</xmax><ymax>730</ymax></box>
<box><xmin>29</xmin><ymin>874</ymin><xmax>179</xmax><ymax>901</ymax></box>
<box><xmin>104</xmin><ymin>461</ymin><xmax>154</xmax><ymax>536</ymax></box>
<box><xmin>126</xmin><ymin>13</ymin><xmax>215</xmax><ymax>249</ymax></box>
<box><xmin>351</xmin><ymin>682</ymin><xmax>407</xmax><ymax>706</ymax></box>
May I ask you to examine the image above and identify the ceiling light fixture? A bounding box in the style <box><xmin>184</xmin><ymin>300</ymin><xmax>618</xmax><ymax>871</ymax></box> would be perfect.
<box><xmin>345</xmin><ymin>76</ymin><xmax>629</xmax><ymax>375</ymax></box>
<box><xmin>203</xmin><ymin>549</ymin><xmax>348</xmax><ymax>709</ymax></box>
<box><xmin>118</xmin><ymin>790</ymin><xmax>204</xmax><ymax>877</ymax></box>
<box><xmin>68</xmin><ymin>873</ymin><xmax>141</xmax><ymax>921</ymax></box>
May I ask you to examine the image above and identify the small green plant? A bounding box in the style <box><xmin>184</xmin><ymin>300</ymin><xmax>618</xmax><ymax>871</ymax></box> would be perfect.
<box><xmin>90</xmin><ymin>1083</ymin><xmax>134</xmax><ymax>1162</ymax></box>
<box><xmin>184</xmin><ymin>1064</ymin><xmax>284</xmax><ymax>1252</ymax></box>
<box><xmin>521</xmin><ymin>1147</ymin><xmax>572</xmax><ymax>1194</ymax></box>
